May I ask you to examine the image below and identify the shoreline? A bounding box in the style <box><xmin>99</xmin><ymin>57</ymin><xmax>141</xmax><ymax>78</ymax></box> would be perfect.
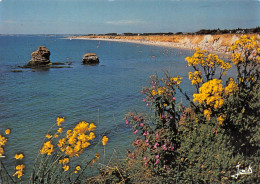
<box><xmin>67</xmin><ymin>34</ymin><xmax>246</xmax><ymax>58</ymax></box>
<box><xmin>68</xmin><ymin>34</ymin><xmax>259</xmax><ymax>58</ymax></box>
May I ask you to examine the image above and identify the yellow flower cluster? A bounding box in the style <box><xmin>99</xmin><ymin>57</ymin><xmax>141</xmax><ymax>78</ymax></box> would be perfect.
<box><xmin>5</xmin><ymin>129</ymin><xmax>11</xmax><ymax>135</ymax></box>
<box><xmin>57</xmin><ymin>121</ymin><xmax>96</xmax><ymax>157</ymax></box>
<box><xmin>102</xmin><ymin>136</ymin><xmax>109</xmax><ymax>146</ymax></box>
<box><xmin>224</xmin><ymin>78</ymin><xmax>238</xmax><ymax>95</ymax></box>
<box><xmin>185</xmin><ymin>48</ymin><xmax>231</xmax><ymax>75</ymax></box>
<box><xmin>57</xmin><ymin>117</ymin><xmax>65</xmax><ymax>126</ymax></box>
<box><xmin>203</xmin><ymin>109</ymin><xmax>212</xmax><ymax>120</ymax></box>
<box><xmin>151</xmin><ymin>90</ymin><xmax>157</xmax><ymax>96</ymax></box>
<box><xmin>40</xmin><ymin>141</ymin><xmax>54</xmax><ymax>155</ymax></box>
<box><xmin>13</xmin><ymin>164</ymin><xmax>25</xmax><ymax>178</ymax></box>
<box><xmin>188</xmin><ymin>71</ymin><xmax>203</xmax><ymax>85</ymax></box>
<box><xmin>193</xmin><ymin>79</ymin><xmax>224</xmax><ymax>110</ymax></box>
<box><xmin>217</xmin><ymin>114</ymin><xmax>226</xmax><ymax>126</ymax></box>
<box><xmin>170</xmin><ymin>75</ymin><xmax>183</xmax><ymax>85</ymax></box>
<box><xmin>185</xmin><ymin>47</ymin><xmax>207</xmax><ymax>67</ymax></box>
<box><xmin>59</xmin><ymin>157</ymin><xmax>70</xmax><ymax>171</ymax></box>
<box><xmin>230</xmin><ymin>35</ymin><xmax>259</xmax><ymax>51</ymax></box>
<box><xmin>0</xmin><ymin>134</ymin><xmax>7</xmax><ymax>156</ymax></box>
<box><xmin>231</xmin><ymin>53</ymin><xmax>244</xmax><ymax>65</ymax></box>
<box><xmin>157</xmin><ymin>87</ymin><xmax>166</xmax><ymax>95</ymax></box>
<box><xmin>74</xmin><ymin>165</ymin><xmax>81</xmax><ymax>173</ymax></box>
<box><xmin>14</xmin><ymin>153</ymin><xmax>24</xmax><ymax>160</ymax></box>
<box><xmin>151</xmin><ymin>87</ymin><xmax>167</xmax><ymax>96</ymax></box>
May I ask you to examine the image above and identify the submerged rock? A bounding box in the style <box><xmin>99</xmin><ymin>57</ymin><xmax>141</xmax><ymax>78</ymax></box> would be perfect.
<box><xmin>27</xmin><ymin>46</ymin><xmax>51</xmax><ymax>67</ymax></box>
<box><xmin>82</xmin><ymin>53</ymin><xmax>99</xmax><ymax>65</ymax></box>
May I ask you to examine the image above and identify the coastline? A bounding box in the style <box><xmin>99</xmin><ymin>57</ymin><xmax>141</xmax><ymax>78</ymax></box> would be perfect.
<box><xmin>68</xmin><ymin>34</ymin><xmax>259</xmax><ymax>58</ymax></box>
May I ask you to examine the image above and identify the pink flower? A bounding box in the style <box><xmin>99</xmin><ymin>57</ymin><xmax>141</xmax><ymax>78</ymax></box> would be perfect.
<box><xmin>162</xmin><ymin>145</ymin><xmax>167</xmax><ymax>150</ymax></box>
<box><xmin>135</xmin><ymin>139</ymin><xmax>140</xmax><ymax>145</ymax></box>
<box><xmin>145</xmin><ymin>139</ymin><xmax>149</xmax><ymax>143</ymax></box>
<box><xmin>155</xmin><ymin>133</ymin><xmax>159</xmax><ymax>140</ymax></box>
<box><xmin>143</xmin><ymin>157</ymin><xmax>147</xmax><ymax>161</ymax></box>
<box><xmin>146</xmin><ymin>103</ymin><xmax>149</xmax><ymax>107</ymax></box>
<box><xmin>125</xmin><ymin>120</ymin><xmax>128</xmax><ymax>125</ymax></box>
<box><xmin>154</xmin><ymin>142</ymin><xmax>159</xmax><ymax>149</ymax></box>
<box><xmin>155</xmin><ymin>159</ymin><xmax>159</xmax><ymax>165</ymax></box>
<box><xmin>140</xmin><ymin>123</ymin><xmax>144</xmax><ymax>127</ymax></box>
<box><xmin>146</xmin><ymin>143</ymin><xmax>150</xmax><ymax>146</ymax></box>
<box><xmin>144</xmin><ymin>162</ymin><xmax>147</xmax><ymax>166</ymax></box>
<box><xmin>143</xmin><ymin>131</ymin><xmax>149</xmax><ymax>136</ymax></box>
<box><xmin>171</xmin><ymin>146</ymin><xmax>174</xmax><ymax>151</ymax></box>
<box><xmin>173</xmin><ymin>97</ymin><xmax>176</xmax><ymax>101</ymax></box>
<box><xmin>142</xmin><ymin>98</ymin><xmax>146</xmax><ymax>102</ymax></box>
<box><xmin>155</xmin><ymin>155</ymin><xmax>159</xmax><ymax>159</ymax></box>
<box><xmin>133</xmin><ymin>130</ymin><xmax>138</xmax><ymax>135</ymax></box>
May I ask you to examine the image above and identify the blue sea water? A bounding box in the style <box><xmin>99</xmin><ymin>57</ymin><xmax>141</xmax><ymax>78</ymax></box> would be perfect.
<box><xmin>0</xmin><ymin>35</ymin><xmax>235</xmax><ymax>177</ymax></box>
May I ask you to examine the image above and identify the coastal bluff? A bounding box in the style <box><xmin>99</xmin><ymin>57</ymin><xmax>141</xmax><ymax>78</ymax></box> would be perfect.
<box><xmin>73</xmin><ymin>34</ymin><xmax>259</xmax><ymax>55</ymax></box>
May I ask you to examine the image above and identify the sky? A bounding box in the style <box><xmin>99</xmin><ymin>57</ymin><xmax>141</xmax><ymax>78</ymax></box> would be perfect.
<box><xmin>0</xmin><ymin>0</ymin><xmax>259</xmax><ymax>34</ymax></box>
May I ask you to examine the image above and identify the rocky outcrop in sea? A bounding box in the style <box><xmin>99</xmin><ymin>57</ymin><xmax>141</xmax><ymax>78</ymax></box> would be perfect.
<box><xmin>82</xmin><ymin>53</ymin><xmax>99</xmax><ymax>65</ymax></box>
<box><xmin>27</xmin><ymin>46</ymin><xmax>51</xmax><ymax>67</ymax></box>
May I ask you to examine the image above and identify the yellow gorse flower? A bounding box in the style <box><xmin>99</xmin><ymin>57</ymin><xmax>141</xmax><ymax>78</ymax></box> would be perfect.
<box><xmin>217</xmin><ymin>114</ymin><xmax>226</xmax><ymax>126</ymax></box>
<box><xmin>62</xmin><ymin>165</ymin><xmax>69</xmax><ymax>171</ymax></box>
<box><xmin>40</xmin><ymin>141</ymin><xmax>54</xmax><ymax>155</ymax></box>
<box><xmin>57</xmin><ymin>121</ymin><xmax>96</xmax><ymax>157</ymax></box>
<box><xmin>157</xmin><ymin>87</ymin><xmax>166</xmax><ymax>95</ymax></box>
<box><xmin>57</xmin><ymin>128</ymin><xmax>63</xmax><ymax>134</ymax></box>
<box><xmin>14</xmin><ymin>154</ymin><xmax>24</xmax><ymax>160</ymax></box>
<box><xmin>13</xmin><ymin>164</ymin><xmax>25</xmax><ymax>178</ymax></box>
<box><xmin>0</xmin><ymin>134</ymin><xmax>7</xmax><ymax>146</ymax></box>
<box><xmin>102</xmin><ymin>136</ymin><xmax>109</xmax><ymax>146</ymax></box>
<box><xmin>189</xmin><ymin>71</ymin><xmax>203</xmax><ymax>85</ymax></box>
<box><xmin>0</xmin><ymin>147</ymin><xmax>4</xmax><ymax>156</ymax></box>
<box><xmin>74</xmin><ymin>165</ymin><xmax>81</xmax><ymax>173</ymax></box>
<box><xmin>170</xmin><ymin>75</ymin><xmax>183</xmax><ymax>85</ymax></box>
<box><xmin>151</xmin><ymin>90</ymin><xmax>157</xmax><ymax>96</ymax></box>
<box><xmin>46</xmin><ymin>134</ymin><xmax>52</xmax><ymax>139</ymax></box>
<box><xmin>5</xmin><ymin>129</ymin><xmax>10</xmax><ymax>135</ymax></box>
<box><xmin>224</xmin><ymin>78</ymin><xmax>238</xmax><ymax>95</ymax></box>
<box><xmin>59</xmin><ymin>157</ymin><xmax>69</xmax><ymax>165</ymax></box>
<box><xmin>57</xmin><ymin>117</ymin><xmax>65</xmax><ymax>126</ymax></box>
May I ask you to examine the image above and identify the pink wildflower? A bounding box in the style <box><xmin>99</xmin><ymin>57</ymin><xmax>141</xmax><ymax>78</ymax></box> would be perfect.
<box><xmin>173</xmin><ymin>97</ymin><xmax>176</xmax><ymax>101</ymax></box>
<box><xmin>155</xmin><ymin>159</ymin><xmax>159</xmax><ymax>165</ymax></box>
<box><xmin>155</xmin><ymin>155</ymin><xmax>159</xmax><ymax>159</ymax></box>
<box><xmin>142</xmin><ymin>98</ymin><xmax>146</xmax><ymax>102</ymax></box>
<box><xmin>133</xmin><ymin>130</ymin><xmax>138</xmax><ymax>135</ymax></box>
<box><xmin>162</xmin><ymin>145</ymin><xmax>167</xmax><ymax>151</ymax></box>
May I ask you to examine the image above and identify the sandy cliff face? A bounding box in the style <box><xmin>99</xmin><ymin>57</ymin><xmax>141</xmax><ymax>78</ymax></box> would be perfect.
<box><xmin>81</xmin><ymin>34</ymin><xmax>259</xmax><ymax>55</ymax></box>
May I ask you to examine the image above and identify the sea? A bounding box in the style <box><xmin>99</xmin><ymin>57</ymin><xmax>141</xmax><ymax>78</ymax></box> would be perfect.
<box><xmin>0</xmin><ymin>35</ymin><xmax>235</xmax><ymax>178</ymax></box>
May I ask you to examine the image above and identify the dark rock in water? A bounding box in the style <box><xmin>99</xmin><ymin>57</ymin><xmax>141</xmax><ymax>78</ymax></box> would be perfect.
<box><xmin>82</xmin><ymin>53</ymin><xmax>99</xmax><ymax>65</ymax></box>
<box><xmin>27</xmin><ymin>46</ymin><xmax>51</xmax><ymax>67</ymax></box>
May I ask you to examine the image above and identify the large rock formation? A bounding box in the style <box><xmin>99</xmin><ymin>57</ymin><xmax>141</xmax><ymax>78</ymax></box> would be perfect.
<box><xmin>27</xmin><ymin>46</ymin><xmax>51</xmax><ymax>66</ymax></box>
<box><xmin>82</xmin><ymin>53</ymin><xmax>99</xmax><ymax>65</ymax></box>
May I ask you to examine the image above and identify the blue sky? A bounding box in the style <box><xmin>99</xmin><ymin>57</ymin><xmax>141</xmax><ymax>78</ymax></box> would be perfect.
<box><xmin>0</xmin><ymin>0</ymin><xmax>259</xmax><ymax>34</ymax></box>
